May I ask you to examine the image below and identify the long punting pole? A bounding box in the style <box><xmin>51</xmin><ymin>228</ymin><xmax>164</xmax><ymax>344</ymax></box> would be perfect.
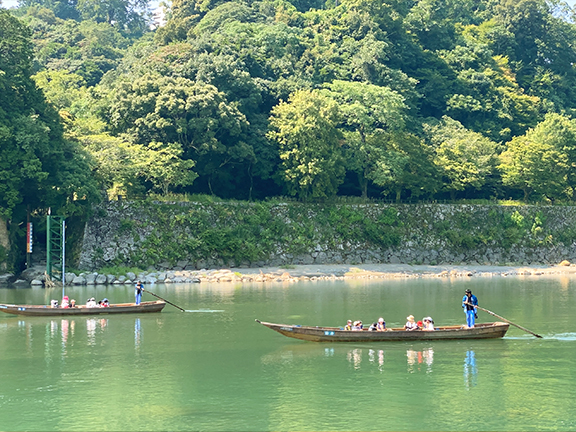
<box><xmin>468</xmin><ymin>303</ymin><xmax>543</xmax><ymax>338</ymax></box>
<box><xmin>143</xmin><ymin>289</ymin><xmax>186</xmax><ymax>312</ymax></box>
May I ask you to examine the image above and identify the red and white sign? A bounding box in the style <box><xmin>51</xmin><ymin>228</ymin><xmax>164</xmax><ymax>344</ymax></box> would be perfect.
<box><xmin>26</xmin><ymin>223</ymin><xmax>33</xmax><ymax>253</ymax></box>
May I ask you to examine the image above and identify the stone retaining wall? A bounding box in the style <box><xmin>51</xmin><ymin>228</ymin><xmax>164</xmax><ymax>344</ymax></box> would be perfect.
<box><xmin>78</xmin><ymin>201</ymin><xmax>576</xmax><ymax>271</ymax></box>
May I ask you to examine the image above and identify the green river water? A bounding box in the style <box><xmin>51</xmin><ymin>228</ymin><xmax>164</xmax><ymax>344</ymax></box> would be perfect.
<box><xmin>0</xmin><ymin>276</ymin><xmax>575</xmax><ymax>431</ymax></box>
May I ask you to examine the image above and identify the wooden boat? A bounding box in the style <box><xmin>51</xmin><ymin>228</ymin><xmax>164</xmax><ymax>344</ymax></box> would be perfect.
<box><xmin>256</xmin><ymin>319</ymin><xmax>509</xmax><ymax>342</ymax></box>
<box><xmin>0</xmin><ymin>301</ymin><xmax>166</xmax><ymax>317</ymax></box>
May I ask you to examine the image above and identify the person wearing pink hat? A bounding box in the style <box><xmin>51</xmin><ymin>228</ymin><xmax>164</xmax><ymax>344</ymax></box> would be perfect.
<box><xmin>61</xmin><ymin>296</ymin><xmax>70</xmax><ymax>309</ymax></box>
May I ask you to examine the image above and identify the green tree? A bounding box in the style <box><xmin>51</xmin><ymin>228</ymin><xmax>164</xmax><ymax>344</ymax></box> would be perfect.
<box><xmin>0</xmin><ymin>10</ymin><xmax>99</xmax><ymax>221</ymax></box>
<box><xmin>268</xmin><ymin>90</ymin><xmax>344</xmax><ymax>201</ymax></box>
<box><xmin>33</xmin><ymin>69</ymin><xmax>87</xmax><ymax>112</ymax></box>
<box><xmin>370</xmin><ymin>131</ymin><xmax>440</xmax><ymax>201</ymax></box>
<box><xmin>322</xmin><ymin>80</ymin><xmax>406</xmax><ymax>198</ymax></box>
<box><xmin>76</xmin><ymin>0</ymin><xmax>151</xmax><ymax>31</ymax></box>
<box><xmin>137</xmin><ymin>142</ymin><xmax>197</xmax><ymax>195</ymax></box>
<box><xmin>104</xmin><ymin>73</ymin><xmax>250</xmax><ymax>195</ymax></box>
<box><xmin>426</xmin><ymin>116</ymin><xmax>498</xmax><ymax>200</ymax></box>
<box><xmin>499</xmin><ymin>113</ymin><xmax>576</xmax><ymax>201</ymax></box>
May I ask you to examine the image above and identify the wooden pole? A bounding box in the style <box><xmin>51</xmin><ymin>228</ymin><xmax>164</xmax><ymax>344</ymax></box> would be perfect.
<box><xmin>469</xmin><ymin>303</ymin><xmax>543</xmax><ymax>338</ymax></box>
<box><xmin>143</xmin><ymin>289</ymin><xmax>186</xmax><ymax>312</ymax></box>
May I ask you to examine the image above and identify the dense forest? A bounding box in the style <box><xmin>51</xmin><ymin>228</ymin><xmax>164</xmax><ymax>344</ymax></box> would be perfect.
<box><xmin>3</xmin><ymin>0</ymin><xmax>576</xmax><ymax>268</ymax></box>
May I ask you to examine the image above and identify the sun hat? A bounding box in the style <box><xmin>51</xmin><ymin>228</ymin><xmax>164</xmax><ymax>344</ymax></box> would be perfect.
<box><xmin>353</xmin><ymin>321</ymin><xmax>360</xmax><ymax>326</ymax></box>
<box><xmin>407</xmin><ymin>315</ymin><xmax>414</xmax><ymax>322</ymax></box>
<box><xmin>465</xmin><ymin>289</ymin><xmax>472</xmax><ymax>294</ymax></box>
<box><xmin>378</xmin><ymin>317</ymin><xmax>384</xmax><ymax>322</ymax></box>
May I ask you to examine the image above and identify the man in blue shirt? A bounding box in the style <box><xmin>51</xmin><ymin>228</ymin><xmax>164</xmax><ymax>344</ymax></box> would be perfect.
<box><xmin>135</xmin><ymin>281</ymin><xmax>144</xmax><ymax>305</ymax></box>
<box><xmin>462</xmin><ymin>289</ymin><xmax>478</xmax><ymax>328</ymax></box>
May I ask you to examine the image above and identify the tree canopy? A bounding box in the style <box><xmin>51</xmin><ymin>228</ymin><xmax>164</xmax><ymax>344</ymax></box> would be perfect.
<box><xmin>3</xmin><ymin>0</ymin><xmax>576</xmax><ymax>206</ymax></box>
<box><xmin>0</xmin><ymin>9</ymin><xmax>98</xmax><ymax>220</ymax></box>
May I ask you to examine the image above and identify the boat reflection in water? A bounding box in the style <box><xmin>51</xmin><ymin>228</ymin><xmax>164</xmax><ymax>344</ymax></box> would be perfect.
<box><xmin>86</xmin><ymin>318</ymin><xmax>109</xmax><ymax>346</ymax></box>
<box><xmin>464</xmin><ymin>350</ymin><xmax>477</xmax><ymax>389</ymax></box>
<box><xmin>345</xmin><ymin>348</ymin><xmax>385</xmax><ymax>370</ymax></box>
<box><xmin>61</xmin><ymin>319</ymin><xmax>75</xmax><ymax>347</ymax></box>
<box><xmin>406</xmin><ymin>348</ymin><xmax>434</xmax><ymax>373</ymax></box>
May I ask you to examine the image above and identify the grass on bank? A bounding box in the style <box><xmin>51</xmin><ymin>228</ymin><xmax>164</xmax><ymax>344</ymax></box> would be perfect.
<box><xmin>142</xmin><ymin>193</ymin><xmax>546</xmax><ymax>207</ymax></box>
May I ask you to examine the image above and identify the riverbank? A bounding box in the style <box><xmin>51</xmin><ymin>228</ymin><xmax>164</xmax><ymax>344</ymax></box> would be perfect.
<box><xmin>5</xmin><ymin>261</ymin><xmax>576</xmax><ymax>287</ymax></box>
<box><xmin>233</xmin><ymin>261</ymin><xmax>576</xmax><ymax>281</ymax></box>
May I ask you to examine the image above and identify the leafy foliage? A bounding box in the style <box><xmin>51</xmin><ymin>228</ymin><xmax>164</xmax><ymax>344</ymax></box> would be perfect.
<box><xmin>6</xmin><ymin>0</ymin><xmax>576</xmax><ymax>211</ymax></box>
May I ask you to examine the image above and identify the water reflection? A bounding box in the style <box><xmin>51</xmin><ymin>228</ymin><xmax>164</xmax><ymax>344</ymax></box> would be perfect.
<box><xmin>464</xmin><ymin>350</ymin><xmax>477</xmax><ymax>389</ymax></box>
<box><xmin>346</xmin><ymin>348</ymin><xmax>362</xmax><ymax>369</ymax></box>
<box><xmin>61</xmin><ymin>319</ymin><xmax>75</xmax><ymax>347</ymax></box>
<box><xmin>86</xmin><ymin>318</ymin><xmax>108</xmax><ymax>346</ymax></box>
<box><xmin>368</xmin><ymin>348</ymin><xmax>385</xmax><ymax>368</ymax></box>
<box><xmin>406</xmin><ymin>348</ymin><xmax>434</xmax><ymax>373</ymax></box>
<box><xmin>135</xmin><ymin>318</ymin><xmax>142</xmax><ymax>349</ymax></box>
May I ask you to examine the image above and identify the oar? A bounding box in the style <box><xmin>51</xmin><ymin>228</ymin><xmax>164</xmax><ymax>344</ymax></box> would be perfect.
<box><xmin>467</xmin><ymin>302</ymin><xmax>543</xmax><ymax>338</ymax></box>
<box><xmin>143</xmin><ymin>289</ymin><xmax>186</xmax><ymax>312</ymax></box>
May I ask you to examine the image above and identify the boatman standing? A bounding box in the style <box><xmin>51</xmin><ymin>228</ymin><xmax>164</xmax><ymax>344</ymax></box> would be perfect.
<box><xmin>462</xmin><ymin>289</ymin><xmax>478</xmax><ymax>328</ymax></box>
<box><xmin>135</xmin><ymin>280</ymin><xmax>144</xmax><ymax>305</ymax></box>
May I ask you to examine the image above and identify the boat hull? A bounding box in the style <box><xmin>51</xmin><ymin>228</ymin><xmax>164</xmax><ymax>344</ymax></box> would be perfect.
<box><xmin>0</xmin><ymin>301</ymin><xmax>166</xmax><ymax>316</ymax></box>
<box><xmin>256</xmin><ymin>320</ymin><xmax>509</xmax><ymax>342</ymax></box>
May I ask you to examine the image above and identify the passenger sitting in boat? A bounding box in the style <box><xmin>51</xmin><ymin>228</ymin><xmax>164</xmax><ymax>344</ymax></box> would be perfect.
<box><xmin>352</xmin><ymin>320</ymin><xmax>363</xmax><ymax>331</ymax></box>
<box><xmin>344</xmin><ymin>320</ymin><xmax>353</xmax><ymax>331</ymax></box>
<box><xmin>422</xmin><ymin>317</ymin><xmax>435</xmax><ymax>331</ymax></box>
<box><xmin>405</xmin><ymin>315</ymin><xmax>418</xmax><ymax>331</ymax></box>
<box><xmin>61</xmin><ymin>296</ymin><xmax>70</xmax><ymax>309</ymax></box>
<box><xmin>369</xmin><ymin>322</ymin><xmax>378</xmax><ymax>331</ymax></box>
<box><xmin>102</xmin><ymin>298</ymin><xmax>110</xmax><ymax>307</ymax></box>
<box><xmin>50</xmin><ymin>299</ymin><xmax>58</xmax><ymax>308</ymax></box>
<box><xmin>376</xmin><ymin>317</ymin><xmax>386</xmax><ymax>331</ymax></box>
<box><xmin>86</xmin><ymin>297</ymin><xmax>97</xmax><ymax>308</ymax></box>
<box><xmin>70</xmin><ymin>299</ymin><xmax>76</xmax><ymax>308</ymax></box>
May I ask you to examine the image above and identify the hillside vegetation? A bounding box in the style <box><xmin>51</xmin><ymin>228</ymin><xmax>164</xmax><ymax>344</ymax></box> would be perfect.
<box><xmin>2</xmin><ymin>0</ymin><xmax>576</xmax><ymax>270</ymax></box>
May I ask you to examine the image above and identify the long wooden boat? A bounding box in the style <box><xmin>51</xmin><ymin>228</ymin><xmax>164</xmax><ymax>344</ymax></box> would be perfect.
<box><xmin>256</xmin><ymin>319</ymin><xmax>509</xmax><ymax>342</ymax></box>
<box><xmin>0</xmin><ymin>301</ymin><xmax>166</xmax><ymax>317</ymax></box>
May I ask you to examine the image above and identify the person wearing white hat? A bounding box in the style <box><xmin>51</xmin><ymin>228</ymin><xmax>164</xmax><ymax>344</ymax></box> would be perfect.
<box><xmin>422</xmin><ymin>317</ymin><xmax>435</xmax><ymax>331</ymax></box>
<box><xmin>405</xmin><ymin>315</ymin><xmax>418</xmax><ymax>331</ymax></box>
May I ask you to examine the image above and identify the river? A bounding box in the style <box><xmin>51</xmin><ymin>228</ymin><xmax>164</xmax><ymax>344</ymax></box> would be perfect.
<box><xmin>0</xmin><ymin>276</ymin><xmax>574</xmax><ymax>431</ymax></box>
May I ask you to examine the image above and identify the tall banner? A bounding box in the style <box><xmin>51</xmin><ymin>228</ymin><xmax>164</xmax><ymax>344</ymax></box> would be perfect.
<box><xmin>26</xmin><ymin>222</ymin><xmax>33</xmax><ymax>253</ymax></box>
